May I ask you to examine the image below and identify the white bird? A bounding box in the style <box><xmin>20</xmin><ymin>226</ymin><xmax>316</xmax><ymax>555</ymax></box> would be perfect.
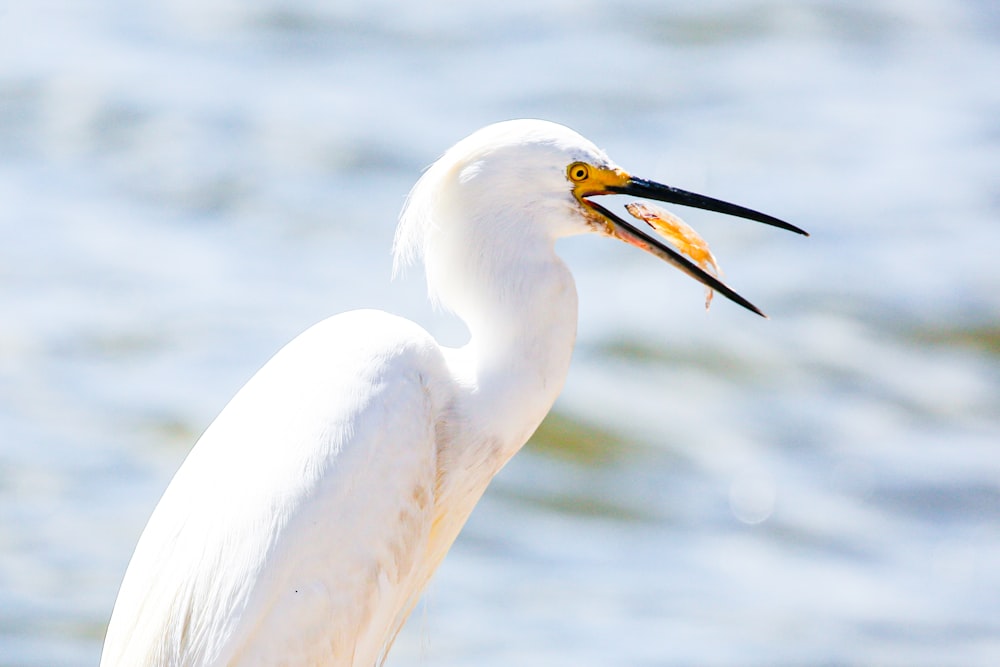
<box><xmin>100</xmin><ymin>119</ymin><xmax>805</xmax><ymax>667</ymax></box>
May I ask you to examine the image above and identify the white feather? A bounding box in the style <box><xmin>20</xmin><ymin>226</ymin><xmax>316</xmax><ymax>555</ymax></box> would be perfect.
<box><xmin>102</xmin><ymin>119</ymin><xmax>613</xmax><ymax>666</ymax></box>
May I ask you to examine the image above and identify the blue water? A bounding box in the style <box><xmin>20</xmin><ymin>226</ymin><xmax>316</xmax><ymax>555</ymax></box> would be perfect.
<box><xmin>1</xmin><ymin>1</ymin><xmax>999</xmax><ymax>665</ymax></box>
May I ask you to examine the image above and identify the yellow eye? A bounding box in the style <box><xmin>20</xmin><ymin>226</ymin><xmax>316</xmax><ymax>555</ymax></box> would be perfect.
<box><xmin>567</xmin><ymin>162</ymin><xmax>590</xmax><ymax>182</ymax></box>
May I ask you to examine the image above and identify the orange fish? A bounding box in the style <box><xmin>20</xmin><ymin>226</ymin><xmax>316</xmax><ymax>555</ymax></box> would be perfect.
<box><xmin>625</xmin><ymin>202</ymin><xmax>723</xmax><ymax>309</ymax></box>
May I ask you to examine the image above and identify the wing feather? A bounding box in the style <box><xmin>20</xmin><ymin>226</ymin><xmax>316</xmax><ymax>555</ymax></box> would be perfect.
<box><xmin>101</xmin><ymin>310</ymin><xmax>450</xmax><ymax>667</ymax></box>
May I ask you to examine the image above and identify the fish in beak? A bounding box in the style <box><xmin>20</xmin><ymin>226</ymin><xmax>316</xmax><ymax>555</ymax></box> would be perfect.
<box><xmin>568</xmin><ymin>161</ymin><xmax>808</xmax><ymax>318</ymax></box>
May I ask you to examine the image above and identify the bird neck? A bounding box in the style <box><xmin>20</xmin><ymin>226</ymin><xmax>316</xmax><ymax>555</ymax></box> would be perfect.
<box><xmin>443</xmin><ymin>245</ymin><xmax>578</xmax><ymax>476</ymax></box>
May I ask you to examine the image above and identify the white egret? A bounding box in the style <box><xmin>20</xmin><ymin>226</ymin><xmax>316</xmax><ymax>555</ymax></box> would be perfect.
<box><xmin>100</xmin><ymin>119</ymin><xmax>806</xmax><ymax>666</ymax></box>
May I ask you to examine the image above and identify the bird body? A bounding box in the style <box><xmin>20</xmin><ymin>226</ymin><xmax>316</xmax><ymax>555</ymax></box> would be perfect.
<box><xmin>101</xmin><ymin>120</ymin><xmax>804</xmax><ymax>666</ymax></box>
<box><xmin>103</xmin><ymin>311</ymin><xmax>441</xmax><ymax>665</ymax></box>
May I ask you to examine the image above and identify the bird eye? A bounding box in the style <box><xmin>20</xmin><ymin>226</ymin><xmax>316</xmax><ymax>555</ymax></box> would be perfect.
<box><xmin>567</xmin><ymin>162</ymin><xmax>590</xmax><ymax>182</ymax></box>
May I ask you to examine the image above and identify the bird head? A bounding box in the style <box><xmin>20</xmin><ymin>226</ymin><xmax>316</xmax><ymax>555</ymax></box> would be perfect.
<box><xmin>395</xmin><ymin>119</ymin><xmax>806</xmax><ymax>317</ymax></box>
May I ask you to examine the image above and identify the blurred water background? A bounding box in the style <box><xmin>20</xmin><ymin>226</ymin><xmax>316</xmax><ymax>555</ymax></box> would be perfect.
<box><xmin>2</xmin><ymin>0</ymin><xmax>999</xmax><ymax>665</ymax></box>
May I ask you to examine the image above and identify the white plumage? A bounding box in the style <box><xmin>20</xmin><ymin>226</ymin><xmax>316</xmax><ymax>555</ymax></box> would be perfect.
<box><xmin>101</xmin><ymin>119</ymin><xmax>803</xmax><ymax>666</ymax></box>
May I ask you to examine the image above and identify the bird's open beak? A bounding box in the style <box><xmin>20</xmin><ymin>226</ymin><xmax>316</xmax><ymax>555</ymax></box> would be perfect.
<box><xmin>576</xmin><ymin>168</ymin><xmax>807</xmax><ymax>318</ymax></box>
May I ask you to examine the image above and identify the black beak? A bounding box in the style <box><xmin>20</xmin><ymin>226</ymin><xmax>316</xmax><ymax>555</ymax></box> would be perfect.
<box><xmin>586</xmin><ymin>178</ymin><xmax>807</xmax><ymax>318</ymax></box>
<box><xmin>610</xmin><ymin>177</ymin><xmax>808</xmax><ymax>236</ymax></box>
